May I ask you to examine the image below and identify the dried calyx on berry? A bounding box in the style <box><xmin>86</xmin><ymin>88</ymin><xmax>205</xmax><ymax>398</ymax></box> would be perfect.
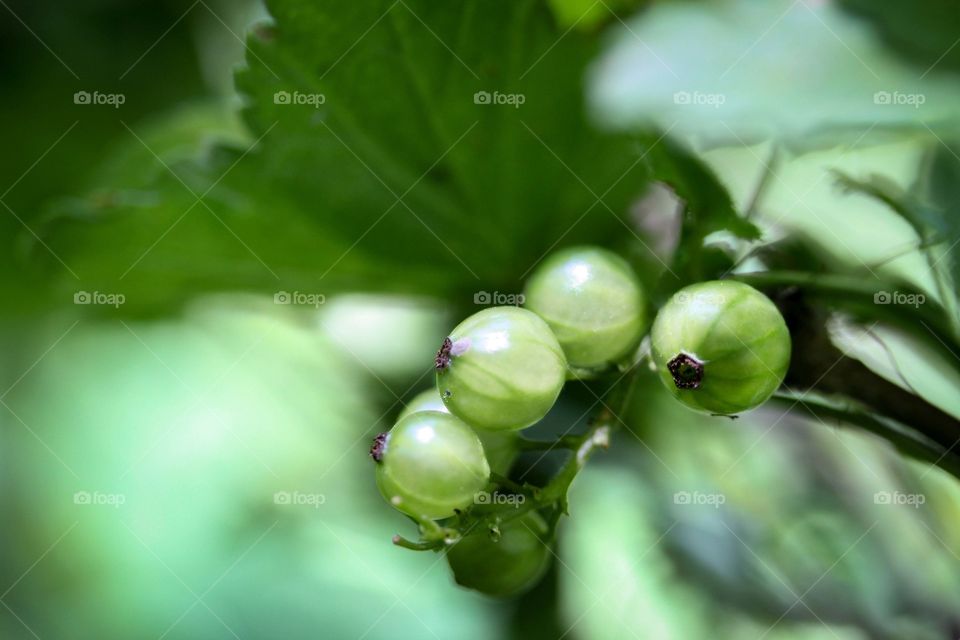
<box><xmin>651</xmin><ymin>280</ymin><xmax>791</xmax><ymax>415</ymax></box>
<box><xmin>667</xmin><ymin>353</ymin><xmax>703</xmax><ymax>390</ymax></box>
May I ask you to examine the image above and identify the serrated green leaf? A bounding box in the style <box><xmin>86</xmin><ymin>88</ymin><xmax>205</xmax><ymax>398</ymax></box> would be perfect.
<box><xmin>234</xmin><ymin>0</ymin><xmax>654</xmax><ymax>283</ymax></box>
<box><xmin>42</xmin><ymin>0</ymin><xmax>661</xmax><ymax>313</ymax></box>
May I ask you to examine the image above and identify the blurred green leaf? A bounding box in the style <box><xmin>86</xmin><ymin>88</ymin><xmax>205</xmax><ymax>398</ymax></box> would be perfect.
<box><xmin>547</xmin><ymin>0</ymin><xmax>644</xmax><ymax>30</ymax></box>
<box><xmin>839</xmin><ymin>0</ymin><xmax>960</xmax><ymax>74</ymax></box>
<box><xmin>2</xmin><ymin>300</ymin><xmax>500</xmax><ymax>639</ymax></box>
<box><xmin>562</xmin><ymin>386</ymin><xmax>960</xmax><ymax>639</ymax></box>
<box><xmin>832</xmin><ymin>165</ymin><xmax>960</xmax><ymax>337</ymax></box>
<box><xmin>827</xmin><ymin>317</ymin><xmax>960</xmax><ymax>421</ymax></box>
<box><xmin>588</xmin><ymin>0</ymin><xmax>960</xmax><ymax>148</ymax></box>
<box><xmin>0</xmin><ymin>0</ymin><xmax>235</xmax><ymax>316</ymax></box>
<box><xmin>642</xmin><ymin>135</ymin><xmax>760</xmax><ymax>284</ymax></box>
<box><xmin>918</xmin><ymin>141</ymin><xmax>960</xmax><ymax>313</ymax></box>
<box><xmin>700</xmin><ymin>138</ymin><xmax>945</xmax><ymax>297</ymax></box>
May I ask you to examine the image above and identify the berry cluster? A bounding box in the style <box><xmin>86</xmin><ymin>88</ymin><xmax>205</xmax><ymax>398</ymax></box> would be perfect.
<box><xmin>370</xmin><ymin>246</ymin><xmax>791</xmax><ymax>597</ymax></box>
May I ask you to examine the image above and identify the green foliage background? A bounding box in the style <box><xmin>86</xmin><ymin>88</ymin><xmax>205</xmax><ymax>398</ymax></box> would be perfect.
<box><xmin>1</xmin><ymin>0</ymin><xmax>959</xmax><ymax>638</ymax></box>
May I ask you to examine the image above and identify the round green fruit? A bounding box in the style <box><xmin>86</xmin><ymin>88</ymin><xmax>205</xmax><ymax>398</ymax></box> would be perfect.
<box><xmin>371</xmin><ymin>411</ymin><xmax>490</xmax><ymax>519</ymax></box>
<box><xmin>650</xmin><ymin>280</ymin><xmax>791</xmax><ymax>415</ymax></box>
<box><xmin>436</xmin><ymin>306</ymin><xmax>566</xmax><ymax>431</ymax></box>
<box><xmin>397</xmin><ymin>388</ymin><xmax>519</xmax><ymax>475</ymax></box>
<box><xmin>446</xmin><ymin>511</ymin><xmax>552</xmax><ymax>597</ymax></box>
<box><xmin>396</xmin><ymin>388</ymin><xmax>449</xmax><ymax>422</ymax></box>
<box><xmin>524</xmin><ymin>246</ymin><xmax>647</xmax><ymax>368</ymax></box>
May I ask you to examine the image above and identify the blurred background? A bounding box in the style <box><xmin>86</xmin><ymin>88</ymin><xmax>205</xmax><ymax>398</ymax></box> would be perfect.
<box><xmin>2</xmin><ymin>0</ymin><xmax>959</xmax><ymax>638</ymax></box>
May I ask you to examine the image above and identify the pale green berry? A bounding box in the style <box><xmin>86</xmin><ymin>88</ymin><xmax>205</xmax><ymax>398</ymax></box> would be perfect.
<box><xmin>436</xmin><ymin>307</ymin><xmax>566</xmax><ymax>431</ymax></box>
<box><xmin>371</xmin><ymin>411</ymin><xmax>490</xmax><ymax>519</ymax></box>
<box><xmin>396</xmin><ymin>389</ymin><xmax>449</xmax><ymax>422</ymax></box>
<box><xmin>650</xmin><ymin>280</ymin><xmax>791</xmax><ymax>415</ymax></box>
<box><xmin>524</xmin><ymin>246</ymin><xmax>647</xmax><ymax>368</ymax></box>
<box><xmin>398</xmin><ymin>388</ymin><xmax>518</xmax><ymax>475</ymax></box>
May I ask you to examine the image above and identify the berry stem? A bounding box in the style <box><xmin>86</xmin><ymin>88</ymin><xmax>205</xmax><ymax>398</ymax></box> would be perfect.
<box><xmin>541</xmin><ymin>424</ymin><xmax>612</xmax><ymax>501</ymax></box>
<box><xmin>392</xmin><ymin>535</ymin><xmax>445</xmax><ymax>551</ymax></box>
<box><xmin>392</xmin><ymin>365</ymin><xmax>643</xmax><ymax>551</ymax></box>
<box><xmin>489</xmin><ymin>472</ymin><xmax>537</xmax><ymax>496</ymax></box>
<box><xmin>537</xmin><ymin>364</ymin><xmax>640</xmax><ymax>524</ymax></box>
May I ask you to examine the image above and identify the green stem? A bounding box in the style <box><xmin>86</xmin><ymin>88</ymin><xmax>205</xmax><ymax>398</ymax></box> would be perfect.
<box><xmin>390</xmin><ymin>365</ymin><xmax>643</xmax><ymax>549</ymax></box>
<box><xmin>489</xmin><ymin>472</ymin><xmax>538</xmax><ymax>497</ymax></box>
<box><xmin>540</xmin><ymin>424</ymin><xmax>612</xmax><ymax>506</ymax></box>
<box><xmin>732</xmin><ymin>270</ymin><xmax>960</xmax><ymax>363</ymax></box>
<box><xmin>392</xmin><ymin>535</ymin><xmax>446</xmax><ymax>551</ymax></box>
<box><xmin>540</xmin><ymin>366</ymin><xmax>641</xmax><ymax>507</ymax></box>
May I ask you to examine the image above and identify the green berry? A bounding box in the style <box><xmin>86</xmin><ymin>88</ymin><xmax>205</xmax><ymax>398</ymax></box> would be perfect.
<box><xmin>436</xmin><ymin>307</ymin><xmax>566</xmax><ymax>431</ymax></box>
<box><xmin>524</xmin><ymin>246</ymin><xmax>647</xmax><ymax>368</ymax></box>
<box><xmin>397</xmin><ymin>388</ymin><xmax>519</xmax><ymax>475</ymax></box>
<box><xmin>396</xmin><ymin>389</ymin><xmax>449</xmax><ymax>422</ymax></box>
<box><xmin>371</xmin><ymin>411</ymin><xmax>490</xmax><ymax>519</ymax></box>
<box><xmin>446</xmin><ymin>511</ymin><xmax>551</xmax><ymax>597</ymax></box>
<box><xmin>650</xmin><ymin>280</ymin><xmax>791</xmax><ymax>415</ymax></box>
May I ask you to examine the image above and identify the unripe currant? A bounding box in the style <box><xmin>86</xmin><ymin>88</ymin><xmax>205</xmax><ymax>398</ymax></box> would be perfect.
<box><xmin>524</xmin><ymin>246</ymin><xmax>647</xmax><ymax>368</ymax></box>
<box><xmin>371</xmin><ymin>411</ymin><xmax>490</xmax><ymax>519</ymax></box>
<box><xmin>436</xmin><ymin>307</ymin><xmax>566</xmax><ymax>431</ymax></box>
<box><xmin>650</xmin><ymin>280</ymin><xmax>791</xmax><ymax>415</ymax></box>
<box><xmin>397</xmin><ymin>389</ymin><xmax>519</xmax><ymax>475</ymax></box>
<box><xmin>396</xmin><ymin>389</ymin><xmax>449</xmax><ymax>422</ymax></box>
<box><xmin>446</xmin><ymin>511</ymin><xmax>551</xmax><ymax>597</ymax></box>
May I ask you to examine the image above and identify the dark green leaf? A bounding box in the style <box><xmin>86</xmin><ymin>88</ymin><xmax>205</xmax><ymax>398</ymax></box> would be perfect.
<box><xmin>839</xmin><ymin>0</ymin><xmax>960</xmax><ymax>74</ymax></box>
<box><xmin>642</xmin><ymin>135</ymin><xmax>760</xmax><ymax>285</ymax></box>
<box><xmin>43</xmin><ymin>0</ymin><xmax>657</xmax><ymax>313</ymax></box>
